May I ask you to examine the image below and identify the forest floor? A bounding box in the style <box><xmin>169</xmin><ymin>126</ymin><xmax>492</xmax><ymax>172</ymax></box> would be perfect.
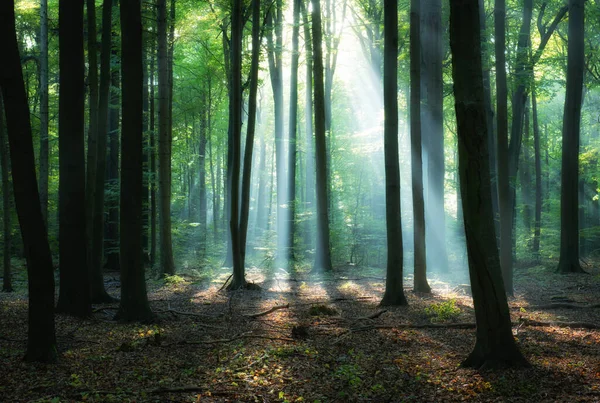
<box><xmin>1</xmin><ymin>260</ymin><xmax>600</xmax><ymax>402</ymax></box>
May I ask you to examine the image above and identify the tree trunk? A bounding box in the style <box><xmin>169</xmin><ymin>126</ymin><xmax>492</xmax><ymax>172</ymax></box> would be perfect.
<box><xmin>557</xmin><ymin>0</ymin><xmax>585</xmax><ymax>274</ymax></box>
<box><xmin>150</xmin><ymin>27</ymin><xmax>157</xmax><ymax>268</ymax></box>
<box><xmin>157</xmin><ymin>0</ymin><xmax>175</xmax><ymax>276</ymax></box>
<box><xmin>90</xmin><ymin>0</ymin><xmax>116</xmax><ymax>303</ymax></box>
<box><xmin>116</xmin><ymin>0</ymin><xmax>153</xmax><ymax>322</ymax></box>
<box><xmin>495</xmin><ymin>0</ymin><xmax>513</xmax><ymax>296</ymax></box>
<box><xmin>531</xmin><ymin>85</ymin><xmax>542</xmax><ymax>259</ymax></box>
<box><xmin>0</xmin><ymin>94</ymin><xmax>12</xmax><ymax>293</ymax></box>
<box><xmin>380</xmin><ymin>0</ymin><xmax>407</xmax><ymax>306</ymax></box>
<box><xmin>287</xmin><ymin>0</ymin><xmax>300</xmax><ymax>261</ymax></box>
<box><xmin>228</xmin><ymin>0</ymin><xmax>245</xmax><ymax>290</ymax></box>
<box><xmin>312</xmin><ymin>0</ymin><xmax>333</xmax><ymax>272</ymax></box>
<box><xmin>56</xmin><ymin>0</ymin><xmax>91</xmax><ymax>317</ymax></box>
<box><xmin>0</xmin><ymin>1</ymin><xmax>57</xmax><ymax>361</ymax></box>
<box><xmin>105</xmin><ymin>58</ymin><xmax>120</xmax><ymax>272</ymax></box>
<box><xmin>449</xmin><ymin>0</ymin><xmax>528</xmax><ymax>369</ymax></box>
<box><xmin>239</xmin><ymin>0</ymin><xmax>261</xmax><ymax>270</ymax></box>
<box><xmin>301</xmin><ymin>0</ymin><xmax>314</xmax><ymax>253</ymax></box>
<box><xmin>411</xmin><ymin>0</ymin><xmax>430</xmax><ymax>293</ymax></box>
<box><xmin>422</xmin><ymin>0</ymin><xmax>447</xmax><ymax>274</ymax></box>
<box><xmin>266</xmin><ymin>1</ymin><xmax>288</xmax><ymax>265</ymax></box>
<box><xmin>520</xmin><ymin>102</ymin><xmax>532</xmax><ymax>234</ymax></box>
<box><xmin>39</xmin><ymin>0</ymin><xmax>49</xmax><ymax>225</ymax></box>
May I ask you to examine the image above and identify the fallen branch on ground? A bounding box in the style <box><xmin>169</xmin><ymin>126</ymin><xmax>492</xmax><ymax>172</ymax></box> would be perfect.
<box><xmin>518</xmin><ymin>303</ymin><xmax>600</xmax><ymax>310</ymax></box>
<box><xmin>245</xmin><ymin>304</ymin><xmax>289</xmax><ymax>319</ymax></box>
<box><xmin>169</xmin><ymin>333</ymin><xmax>295</xmax><ymax>347</ymax></box>
<box><xmin>219</xmin><ymin>274</ymin><xmax>233</xmax><ymax>291</ymax></box>
<box><xmin>154</xmin><ymin>309</ymin><xmax>219</xmax><ymax>319</ymax></box>
<box><xmin>520</xmin><ymin>318</ymin><xmax>600</xmax><ymax>330</ymax></box>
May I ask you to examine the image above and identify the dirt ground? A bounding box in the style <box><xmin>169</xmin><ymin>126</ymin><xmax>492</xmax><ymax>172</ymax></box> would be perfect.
<box><xmin>1</xmin><ymin>261</ymin><xmax>599</xmax><ymax>402</ymax></box>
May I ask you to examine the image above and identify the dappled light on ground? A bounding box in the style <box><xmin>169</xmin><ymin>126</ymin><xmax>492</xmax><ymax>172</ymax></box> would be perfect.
<box><xmin>1</xmin><ymin>263</ymin><xmax>599</xmax><ymax>401</ymax></box>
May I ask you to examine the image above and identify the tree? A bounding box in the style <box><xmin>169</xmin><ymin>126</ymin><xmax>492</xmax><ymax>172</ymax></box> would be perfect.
<box><xmin>312</xmin><ymin>0</ymin><xmax>333</xmax><ymax>272</ymax></box>
<box><xmin>557</xmin><ymin>0</ymin><xmax>585</xmax><ymax>274</ymax></box>
<box><xmin>56</xmin><ymin>0</ymin><xmax>91</xmax><ymax>317</ymax></box>
<box><xmin>449</xmin><ymin>0</ymin><xmax>528</xmax><ymax>369</ymax></box>
<box><xmin>116</xmin><ymin>0</ymin><xmax>153</xmax><ymax>322</ymax></box>
<box><xmin>157</xmin><ymin>0</ymin><xmax>176</xmax><ymax>276</ymax></box>
<box><xmin>422</xmin><ymin>0</ymin><xmax>447</xmax><ymax>274</ymax></box>
<box><xmin>0</xmin><ymin>0</ymin><xmax>57</xmax><ymax>361</ymax></box>
<box><xmin>411</xmin><ymin>0</ymin><xmax>430</xmax><ymax>294</ymax></box>
<box><xmin>0</xmin><ymin>94</ymin><xmax>12</xmax><ymax>293</ymax></box>
<box><xmin>90</xmin><ymin>0</ymin><xmax>117</xmax><ymax>303</ymax></box>
<box><xmin>380</xmin><ymin>0</ymin><xmax>407</xmax><ymax>306</ymax></box>
<box><xmin>531</xmin><ymin>85</ymin><xmax>542</xmax><ymax>259</ymax></box>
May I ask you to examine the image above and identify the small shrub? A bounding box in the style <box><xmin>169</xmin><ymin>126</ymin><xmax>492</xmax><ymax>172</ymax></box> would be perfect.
<box><xmin>308</xmin><ymin>304</ymin><xmax>338</xmax><ymax>316</ymax></box>
<box><xmin>163</xmin><ymin>274</ymin><xmax>188</xmax><ymax>286</ymax></box>
<box><xmin>425</xmin><ymin>299</ymin><xmax>461</xmax><ymax>322</ymax></box>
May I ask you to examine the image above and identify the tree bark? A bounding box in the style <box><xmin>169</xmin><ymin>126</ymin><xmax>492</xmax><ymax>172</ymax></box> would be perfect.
<box><xmin>312</xmin><ymin>0</ymin><xmax>333</xmax><ymax>272</ymax></box>
<box><xmin>56</xmin><ymin>0</ymin><xmax>91</xmax><ymax>317</ymax></box>
<box><xmin>105</xmin><ymin>56</ymin><xmax>120</xmax><ymax>273</ymax></box>
<box><xmin>449</xmin><ymin>0</ymin><xmax>528</xmax><ymax>369</ymax></box>
<box><xmin>157</xmin><ymin>0</ymin><xmax>176</xmax><ymax>276</ymax></box>
<box><xmin>116</xmin><ymin>0</ymin><xmax>153</xmax><ymax>322</ymax></box>
<box><xmin>531</xmin><ymin>86</ymin><xmax>542</xmax><ymax>259</ymax></box>
<box><xmin>90</xmin><ymin>0</ymin><xmax>116</xmax><ymax>303</ymax></box>
<box><xmin>380</xmin><ymin>0</ymin><xmax>407</xmax><ymax>306</ymax></box>
<box><xmin>0</xmin><ymin>0</ymin><xmax>57</xmax><ymax>361</ymax></box>
<box><xmin>557</xmin><ymin>0</ymin><xmax>585</xmax><ymax>274</ymax></box>
<box><xmin>411</xmin><ymin>0</ymin><xmax>430</xmax><ymax>293</ymax></box>
<box><xmin>0</xmin><ymin>94</ymin><xmax>12</xmax><ymax>293</ymax></box>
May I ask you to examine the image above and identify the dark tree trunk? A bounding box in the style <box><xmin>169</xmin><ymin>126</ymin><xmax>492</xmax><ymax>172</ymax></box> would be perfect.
<box><xmin>380</xmin><ymin>0</ymin><xmax>407</xmax><ymax>306</ymax></box>
<box><xmin>39</xmin><ymin>0</ymin><xmax>49</xmax><ymax>225</ymax></box>
<box><xmin>531</xmin><ymin>86</ymin><xmax>542</xmax><ymax>259</ymax></box>
<box><xmin>142</xmin><ymin>7</ymin><xmax>150</xmax><ymax>266</ymax></box>
<box><xmin>0</xmin><ymin>95</ymin><xmax>12</xmax><ymax>293</ymax></box>
<box><xmin>255</xmin><ymin>136</ymin><xmax>267</xmax><ymax>236</ymax></box>
<box><xmin>150</xmin><ymin>26</ymin><xmax>157</xmax><ymax>268</ymax></box>
<box><xmin>495</xmin><ymin>0</ymin><xmax>512</xmax><ymax>296</ymax></box>
<box><xmin>239</xmin><ymin>0</ymin><xmax>261</xmax><ymax>270</ymax></box>
<box><xmin>56</xmin><ymin>0</ymin><xmax>91</xmax><ymax>318</ymax></box>
<box><xmin>411</xmin><ymin>0</ymin><xmax>430</xmax><ymax>293</ymax></box>
<box><xmin>116</xmin><ymin>0</ymin><xmax>154</xmax><ymax>322</ymax></box>
<box><xmin>520</xmin><ymin>102</ymin><xmax>532</xmax><ymax>234</ymax></box>
<box><xmin>422</xmin><ymin>0</ymin><xmax>447</xmax><ymax>274</ymax></box>
<box><xmin>157</xmin><ymin>0</ymin><xmax>175</xmax><ymax>276</ymax></box>
<box><xmin>105</xmin><ymin>60</ymin><xmax>120</xmax><ymax>273</ymax></box>
<box><xmin>449</xmin><ymin>0</ymin><xmax>528</xmax><ymax>369</ymax></box>
<box><xmin>287</xmin><ymin>0</ymin><xmax>300</xmax><ymax>261</ymax></box>
<box><xmin>90</xmin><ymin>0</ymin><xmax>116</xmax><ymax>303</ymax></box>
<box><xmin>228</xmin><ymin>0</ymin><xmax>245</xmax><ymax>290</ymax></box>
<box><xmin>557</xmin><ymin>0</ymin><xmax>585</xmax><ymax>274</ymax></box>
<box><xmin>312</xmin><ymin>0</ymin><xmax>333</xmax><ymax>272</ymax></box>
<box><xmin>0</xmin><ymin>0</ymin><xmax>57</xmax><ymax>361</ymax></box>
<box><xmin>301</xmin><ymin>0</ymin><xmax>315</xmax><ymax>253</ymax></box>
<box><xmin>198</xmin><ymin>95</ymin><xmax>207</xmax><ymax>254</ymax></box>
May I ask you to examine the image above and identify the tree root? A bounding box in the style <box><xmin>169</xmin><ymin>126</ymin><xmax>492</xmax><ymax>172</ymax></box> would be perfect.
<box><xmin>245</xmin><ymin>304</ymin><xmax>290</xmax><ymax>318</ymax></box>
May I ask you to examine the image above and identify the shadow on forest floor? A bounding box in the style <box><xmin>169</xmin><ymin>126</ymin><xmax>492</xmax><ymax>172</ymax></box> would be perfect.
<box><xmin>0</xmin><ymin>260</ymin><xmax>599</xmax><ymax>402</ymax></box>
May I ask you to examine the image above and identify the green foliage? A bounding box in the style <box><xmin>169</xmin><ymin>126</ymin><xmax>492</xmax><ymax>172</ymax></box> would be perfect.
<box><xmin>163</xmin><ymin>274</ymin><xmax>188</xmax><ymax>286</ymax></box>
<box><xmin>425</xmin><ymin>299</ymin><xmax>461</xmax><ymax>323</ymax></box>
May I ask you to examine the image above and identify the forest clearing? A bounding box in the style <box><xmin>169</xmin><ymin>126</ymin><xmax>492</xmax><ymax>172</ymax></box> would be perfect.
<box><xmin>1</xmin><ymin>262</ymin><xmax>599</xmax><ymax>402</ymax></box>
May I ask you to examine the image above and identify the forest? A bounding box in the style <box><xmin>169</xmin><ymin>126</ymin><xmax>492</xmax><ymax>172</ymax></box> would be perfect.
<box><xmin>0</xmin><ymin>0</ymin><xmax>599</xmax><ymax>401</ymax></box>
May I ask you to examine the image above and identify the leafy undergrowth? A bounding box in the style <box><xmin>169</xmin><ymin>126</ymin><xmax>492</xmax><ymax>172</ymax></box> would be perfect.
<box><xmin>1</xmin><ymin>262</ymin><xmax>600</xmax><ymax>402</ymax></box>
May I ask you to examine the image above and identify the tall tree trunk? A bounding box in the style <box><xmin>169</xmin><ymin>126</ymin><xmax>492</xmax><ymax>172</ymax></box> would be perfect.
<box><xmin>287</xmin><ymin>0</ymin><xmax>300</xmax><ymax>261</ymax></box>
<box><xmin>198</xmin><ymin>94</ymin><xmax>207</xmax><ymax>254</ymax></box>
<box><xmin>56</xmin><ymin>0</ymin><xmax>91</xmax><ymax>317</ymax></box>
<box><xmin>422</xmin><ymin>0</ymin><xmax>447</xmax><ymax>274</ymax></box>
<box><xmin>240</xmin><ymin>0</ymin><xmax>261</xmax><ymax>269</ymax></box>
<box><xmin>0</xmin><ymin>1</ymin><xmax>57</xmax><ymax>361</ymax></box>
<box><xmin>150</xmin><ymin>27</ymin><xmax>157</xmax><ymax>268</ymax></box>
<box><xmin>301</xmin><ymin>0</ymin><xmax>314</xmax><ymax>253</ymax></box>
<box><xmin>531</xmin><ymin>85</ymin><xmax>542</xmax><ymax>260</ymax></box>
<box><xmin>495</xmin><ymin>0</ymin><xmax>512</xmax><ymax>296</ymax></box>
<box><xmin>557</xmin><ymin>0</ymin><xmax>585</xmax><ymax>274</ymax></box>
<box><xmin>157</xmin><ymin>0</ymin><xmax>175</xmax><ymax>276</ymax></box>
<box><xmin>105</xmin><ymin>59</ymin><xmax>120</xmax><ymax>272</ymax></box>
<box><xmin>312</xmin><ymin>0</ymin><xmax>333</xmax><ymax>272</ymax></box>
<box><xmin>228</xmin><ymin>0</ymin><xmax>245</xmax><ymax>290</ymax></box>
<box><xmin>85</xmin><ymin>0</ymin><xmax>100</xmax><ymax>292</ymax></box>
<box><xmin>0</xmin><ymin>95</ymin><xmax>12</xmax><ymax>293</ymax></box>
<box><xmin>380</xmin><ymin>0</ymin><xmax>407</xmax><ymax>306</ymax></box>
<box><xmin>39</xmin><ymin>0</ymin><xmax>49</xmax><ymax>225</ymax></box>
<box><xmin>520</xmin><ymin>102</ymin><xmax>532</xmax><ymax>233</ymax></box>
<box><xmin>449</xmin><ymin>0</ymin><xmax>528</xmax><ymax>369</ymax></box>
<box><xmin>90</xmin><ymin>0</ymin><xmax>116</xmax><ymax>303</ymax></box>
<box><xmin>116</xmin><ymin>0</ymin><xmax>153</xmax><ymax>322</ymax></box>
<box><xmin>266</xmin><ymin>1</ymin><xmax>288</xmax><ymax>264</ymax></box>
<box><xmin>411</xmin><ymin>0</ymin><xmax>430</xmax><ymax>293</ymax></box>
